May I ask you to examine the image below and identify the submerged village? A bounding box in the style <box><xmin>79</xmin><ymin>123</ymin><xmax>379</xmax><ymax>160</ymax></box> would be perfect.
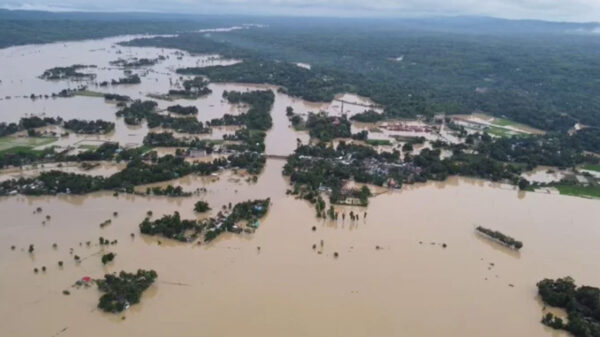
<box><xmin>1</xmin><ymin>27</ymin><xmax>600</xmax><ymax>337</ymax></box>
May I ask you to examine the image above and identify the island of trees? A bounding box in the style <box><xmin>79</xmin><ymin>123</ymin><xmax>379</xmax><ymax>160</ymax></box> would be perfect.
<box><xmin>40</xmin><ymin>64</ymin><xmax>96</xmax><ymax>80</ymax></box>
<box><xmin>205</xmin><ymin>198</ymin><xmax>270</xmax><ymax>241</ymax></box>
<box><xmin>116</xmin><ymin>100</ymin><xmax>209</xmax><ymax>133</ymax></box>
<box><xmin>139</xmin><ymin>199</ymin><xmax>270</xmax><ymax>242</ymax></box>
<box><xmin>101</xmin><ymin>252</ymin><xmax>115</xmax><ymax>264</ymax></box>
<box><xmin>96</xmin><ymin>269</ymin><xmax>157</xmax><ymax>313</ymax></box>
<box><xmin>0</xmin><ymin>116</ymin><xmax>62</xmax><ymax>137</ymax></box>
<box><xmin>139</xmin><ymin>211</ymin><xmax>203</xmax><ymax>242</ymax></box>
<box><xmin>304</xmin><ymin>112</ymin><xmax>351</xmax><ymax>141</ymax></box>
<box><xmin>143</xmin><ymin>132</ymin><xmax>214</xmax><ymax>149</ymax></box>
<box><xmin>194</xmin><ymin>200</ymin><xmax>210</xmax><ymax>212</ymax></box>
<box><xmin>111</xmin><ymin>74</ymin><xmax>141</xmax><ymax>85</ymax></box>
<box><xmin>145</xmin><ymin>185</ymin><xmax>190</xmax><ymax>197</ymax></box>
<box><xmin>157</xmin><ymin>77</ymin><xmax>212</xmax><ymax>99</ymax></box>
<box><xmin>167</xmin><ymin>105</ymin><xmax>198</xmax><ymax>115</ymax></box>
<box><xmin>209</xmin><ymin>90</ymin><xmax>274</xmax><ymax>154</ymax></box>
<box><xmin>63</xmin><ymin>119</ymin><xmax>115</xmax><ymax>134</ymax></box>
<box><xmin>537</xmin><ymin>277</ymin><xmax>600</xmax><ymax>337</ymax></box>
<box><xmin>475</xmin><ymin>226</ymin><xmax>523</xmax><ymax>250</ymax></box>
<box><xmin>0</xmin><ymin>153</ymin><xmax>222</xmax><ymax>195</ymax></box>
<box><xmin>110</xmin><ymin>57</ymin><xmax>162</xmax><ymax>68</ymax></box>
<box><xmin>0</xmin><ymin>116</ymin><xmax>117</xmax><ymax>136</ymax></box>
<box><xmin>104</xmin><ymin>93</ymin><xmax>131</xmax><ymax>102</ymax></box>
<box><xmin>175</xmin><ymin>77</ymin><xmax>212</xmax><ymax>98</ymax></box>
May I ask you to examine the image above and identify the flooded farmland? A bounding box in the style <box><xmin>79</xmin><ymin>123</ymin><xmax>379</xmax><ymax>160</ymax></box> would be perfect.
<box><xmin>0</xmin><ymin>33</ymin><xmax>598</xmax><ymax>337</ymax></box>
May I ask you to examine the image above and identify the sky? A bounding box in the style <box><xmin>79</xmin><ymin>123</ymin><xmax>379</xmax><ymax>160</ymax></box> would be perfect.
<box><xmin>1</xmin><ymin>0</ymin><xmax>600</xmax><ymax>22</ymax></box>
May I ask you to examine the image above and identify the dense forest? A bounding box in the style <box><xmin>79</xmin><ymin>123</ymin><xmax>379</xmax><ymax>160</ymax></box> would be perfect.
<box><xmin>0</xmin><ymin>10</ymin><xmax>241</xmax><ymax>48</ymax></box>
<box><xmin>209</xmin><ymin>90</ymin><xmax>275</xmax><ymax>153</ymax></box>
<box><xmin>63</xmin><ymin>119</ymin><xmax>115</xmax><ymax>134</ymax></box>
<box><xmin>115</xmin><ymin>100</ymin><xmax>210</xmax><ymax>133</ymax></box>
<box><xmin>96</xmin><ymin>269</ymin><xmax>157</xmax><ymax>313</ymax></box>
<box><xmin>538</xmin><ymin>277</ymin><xmax>600</xmax><ymax>337</ymax></box>
<box><xmin>3</xmin><ymin>11</ymin><xmax>600</xmax><ymax>132</ymax></box>
<box><xmin>128</xmin><ymin>19</ymin><xmax>600</xmax><ymax>132</ymax></box>
<box><xmin>139</xmin><ymin>198</ymin><xmax>269</xmax><ymax>242</ymax></box>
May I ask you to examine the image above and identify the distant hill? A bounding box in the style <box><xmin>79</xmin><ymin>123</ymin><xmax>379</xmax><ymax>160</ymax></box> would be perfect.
<box><xmin>0</xmin><ymin>10</ymin><xmax>598</xmax><ymax>43</ymax></box>
<box><xmin>0</xmin><ymin>9</ymin><xmax>248</xmax><ymax>49</ymax></box>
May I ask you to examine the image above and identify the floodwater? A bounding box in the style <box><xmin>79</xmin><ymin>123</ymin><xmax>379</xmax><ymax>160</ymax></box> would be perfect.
<box><xmin>522</xmin><ymin>166</ymin><xmax>568</xmax><ymax>184</ymax></box>
<box><xmin>0</xmin><ymin>32</ymin><xmax>598</xmax><ymax>337</ymax></box>
<box><xmin>0</xmin><ymin>161</ymin><xmax>126</xmax><ymax>182</ymax></box>
<box><xmin>2</xmin><ymin>165</ymin><xmax>596</xmax><ymax>337</ymax></box>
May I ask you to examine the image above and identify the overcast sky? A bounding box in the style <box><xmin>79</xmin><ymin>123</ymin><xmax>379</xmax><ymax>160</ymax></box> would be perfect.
<box><xmin>1</xmin><ymin>0</ymin><xmax>600</xmax><ymax>22</ymax></box>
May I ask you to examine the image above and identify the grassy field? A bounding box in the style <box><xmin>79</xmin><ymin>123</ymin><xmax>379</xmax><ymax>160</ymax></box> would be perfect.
<box><xmin>491</xmin><ymin>117</ymin><xmax>544</xmax><ymax>135</ymax></box>
<box><xmin>493</xmin><ymin>118</ymin><xmax>520</xmax><ymax>127</ymax></box>
<box><xmin>366</xmin><ymin>139</ymin><xmax>392</xmax><ymax>146</ymax></box>
<box><xmin>0</xmin><ymin>136</ymin><xmax>57</xmax><ymax>152</ymax></box>
<box><xmin>78</xmin><ymin>144</ymin><xmax>99</xmax><ymax>150</ymax></box>
<box><xmin>74</xmin><ymin>90</ymin><xmax>105</xmax><ymax>98</ymax></box>
<box><xmin>581</xmin><ymin>164</ymin><xmax>600</xmax><ymax>173</ymax></box>
<box><xmin>487</xmin><ymin>126</ymin><xmax>515</xmax><ymax>138</ymax></box>
<box><xmin>555</xmin><ymin>184</ymin><xmax>600</xmax><ymax>199</ymax></box>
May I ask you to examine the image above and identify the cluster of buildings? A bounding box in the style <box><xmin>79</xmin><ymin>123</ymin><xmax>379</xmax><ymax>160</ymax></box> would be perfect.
<box><xmin>381</xmin><ymin>122</ymin><xmax>436</xmax><ymax>133</ymax></box>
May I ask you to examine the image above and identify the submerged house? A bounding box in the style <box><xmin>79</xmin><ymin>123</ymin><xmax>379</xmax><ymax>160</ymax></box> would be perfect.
<box><xmin>189</xmin><ymin>148</ymin><xmax>207</xmax><ymax>158</ymax></box>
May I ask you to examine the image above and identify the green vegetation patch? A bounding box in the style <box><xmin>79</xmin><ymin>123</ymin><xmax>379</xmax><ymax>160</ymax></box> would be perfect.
<box><xmin>63</xmin><ymin>119</ymin><xmax>115</xmax><ymax>134</ymax></box>
<box><xmin>493</xmin><ymin>117</ymin><xmax>520</xmax><ymax>127</ymax></box>
<box><xmin>492</xmin><ymin>117</ymin><xmax>542</xmax><ymax>134</ymax></box>
<box><xmin>366</xmin><ymin>139</ymin><xmax>392</xmax><ymax>146</ymax></box>
<box><xmin>40</xmin><ymin>64</ymin><xmax>96</xmax><ymax>80</ymax></box>
<box><xmin>581</xmin><ymin>164</ymin><xmax>600</xmax><ymax>173</ymax></box>
<box><xmin>0</xmin><ymin>136</ymin><xmax>57</xmax><ymax>152</ymax></box>
<box><xmin>97</xmin><ymin>269</ymin><xmax>157</xmax><ymax>313</ymax></box>
<box><xmin>140</xmin><ymin>211</ymin><xmax>203</xmax><ymax>242</ymax></box>
<box><xmin>555</xmin><ymin>184</ymin><xmax>600</xmax><ymax>199</ymax></box>
<box><xmin>139</xmin><ymin>199</ymin><xmax>270</xmax><ymax>242</ymax></box>
<box><xmin>475</xmin><ymin>226</ymin><xmax>523</xmax><ymax>250</ymax></box>
<box><xmin>74</xmin><ymin>90</ymin><xmax>105</xmax><ymax>98</ymax></box>
<box><xmin>78</xmin><ymin>144</ymin><xmax>99</xmax><ymax>151</ymax></box>
<box><xmin>487</xmin><ymin>126</ymin><xmax>516</xmax><ymax>138</ymax></box>
<box><xmin>538</xmin><ymin>277</ymin><xmax>600</xmax><ymax>336</ymax></box>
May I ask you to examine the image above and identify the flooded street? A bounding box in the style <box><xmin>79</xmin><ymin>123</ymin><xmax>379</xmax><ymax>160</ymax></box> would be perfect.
<box><xmin>0</xmin><ymin>34</ymin><xmax>598</xmax><ymax>337</ymax></box>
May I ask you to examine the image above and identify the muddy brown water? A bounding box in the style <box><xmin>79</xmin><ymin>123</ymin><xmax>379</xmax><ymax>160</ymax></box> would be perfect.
<box><xmin>0</xmin><ymin>34</ymin><xmax>596</xmax><ymax>337</ymax></box>
<box><xmin>1</xmin><ymin>163</ymin><xmax>594</xmax><ymax>337</ymax></box>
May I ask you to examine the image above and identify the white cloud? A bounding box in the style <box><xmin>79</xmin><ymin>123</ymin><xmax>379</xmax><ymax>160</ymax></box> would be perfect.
<box><xmin>1</xmin><ymin>0</ymin><xmax>600</xmax><ymax>22</ymax></box>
